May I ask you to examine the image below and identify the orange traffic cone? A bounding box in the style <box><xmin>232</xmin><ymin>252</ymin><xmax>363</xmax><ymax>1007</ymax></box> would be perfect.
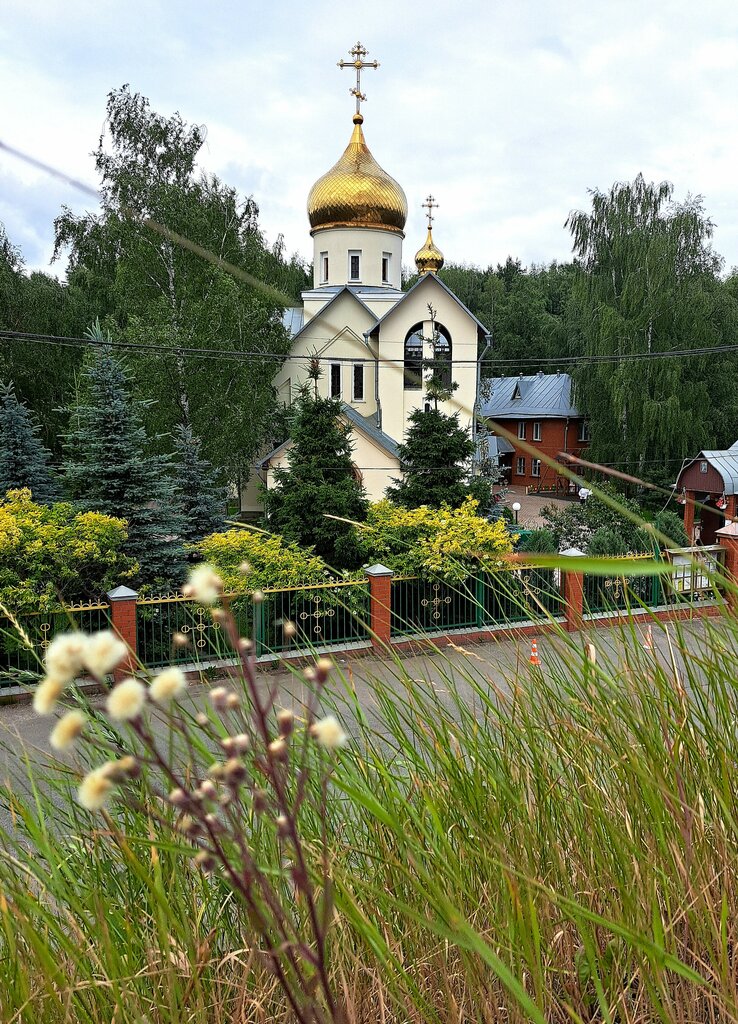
<box><xmin>643</xmin><ymin>625</ymin><xmax>654</xmax><ymax>652</ymax></box>
<box><xmin>529</xmin><ymin>639</ymin><xmax>541</xmax><ymax>666</ymax></box>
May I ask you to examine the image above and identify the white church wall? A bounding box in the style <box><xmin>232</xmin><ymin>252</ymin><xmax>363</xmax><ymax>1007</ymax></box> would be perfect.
<box><xmin>311</xmin><ymin>226</ymin><xmax>403</xmax><ymax>289</ymax></box>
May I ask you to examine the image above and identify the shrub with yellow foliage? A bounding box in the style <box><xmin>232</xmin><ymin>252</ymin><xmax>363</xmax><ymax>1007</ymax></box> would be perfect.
<box><xmin>0</xmin><ymin>489</ymin><xmax>136</xmax><ymax>612</ymax></box>
<box><xmin>356</xmin><ymin>497</ymin><xmax>515</xmax><ymax>583</ymax></box>
<box><xmin>195</xmin><ymin>528</ymin><xmax>333</xmax><ymax>592</ymax></box>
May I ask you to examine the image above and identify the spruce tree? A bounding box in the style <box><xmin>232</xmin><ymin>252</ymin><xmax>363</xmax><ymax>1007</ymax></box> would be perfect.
<box><xmin>63</xmin><ymin>326</ymin><xmax>185</xmax><ymax>585</ymax></box>
<box><xmin>0</xmin><ymin>382</ymin><xmax>58</xmax><ymax>503</ymax></box>
<box><xmin>264</xmin><ymin>377</ymin><xmax>368</xmax><ymax>569</ymax></box>
<box><xmin>172</xmin><ymin>424</ymin><xmax>226</xmax><ymax>544</ymax></box>
<box><xmin>387</xmin><ymin>407</ymin><xmax>475</xmax><ymax>509</ymax></box>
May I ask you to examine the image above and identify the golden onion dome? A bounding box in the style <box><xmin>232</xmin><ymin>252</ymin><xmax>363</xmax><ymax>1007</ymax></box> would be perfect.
<box><xmin>307</xmin><ymin>113</ymin><xmax>408</xmax><ymax>235</ymax></box>
<box><xmin>414</xmin><ymin>226</ymin><xmax>444</xmax><ymax>275</ymax></box>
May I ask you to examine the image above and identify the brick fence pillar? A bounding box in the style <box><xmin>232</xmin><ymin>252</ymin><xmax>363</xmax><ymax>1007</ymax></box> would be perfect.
<box><xmin>365</xmin><ymin>564</ymin><xmax>394</xmax><ymax>648</ymax></box>
<box><xmin>716</xmin><ymin>524</ymin><xmax>738</xmax><ymax>612</ymax></box>
<box><xmin>560</xmin><ymin>547</ymin><xmax>585</xmax><ymax>633</ymax></box>
<box><xmin>107</xmin><ymin>585</ymin><xmax>139</xmax><ymax>681</ymax></box>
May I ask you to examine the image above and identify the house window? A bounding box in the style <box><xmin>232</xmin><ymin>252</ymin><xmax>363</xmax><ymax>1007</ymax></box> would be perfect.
<box><xmin>700</xmin><ymin>460</ymin><xmax>708</xmax><ymax>474</ymax></box>
<box><xmin>404</xmin><ymin>326</ymin><xmax>423</xmax><ymax>390</ymax></box>
<box><xmin>352</xmin><ymin>363</ymin><xmax>365</xmax><ymax>402</ymax></box>
<box><xmin>433</xmin><ymin>324</ymin><xmax>452</xmax><ymax>392</ymax></box>
<box><xmin>320</xmin><ymin>252</ymin><xmax>329</xmax><ymax>283</ymax></box>
<box><xmin>330</xmin><ymin>363</ymin><xmax>341</xmax><ymax>398</ymax></box>
<box><xmin>348</xmin><ymin>250</ymin><xmax>361</xmax><ymax>281</ymax></box>
<box><xmin>382</xmin><ymin>252</ymin><xmax>391</xmax><ymax>283</ymax></box>
<box><xmin>533</xmin><ymin>421</ymin><xmax>541</xmax><ymax>441</ymax></box>
<box><xmin>517</xmin><ymin>421</ymin><xmax>526</xmax><ymax>440</ymax></box>
<box><xmin>578</xmin><ymin>420</ymin><xmax>591</xmax><ymax>442</ymax></box>
<box><xmin>516</xmin><ymin>457</ymin><xmax>526</xmax><ymax>476</ymax></box>
<box><xmin>532</xmin><ymin>458</ymin><xmax>541</xmax><ymax>478</ymax></box>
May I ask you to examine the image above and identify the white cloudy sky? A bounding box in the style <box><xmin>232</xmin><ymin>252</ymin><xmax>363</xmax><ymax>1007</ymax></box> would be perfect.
<box><xmin>2</xmin><ymin>0</ymin><xmax>738</xmax><ymax>277</ymax></box>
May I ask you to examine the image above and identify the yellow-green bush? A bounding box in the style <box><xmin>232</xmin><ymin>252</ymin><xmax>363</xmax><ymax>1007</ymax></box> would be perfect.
<box><xmin>0</xmin><ymin>488</ymin><xmax>136</xmax><ymax>611</ymax></box>
<box><xmin>356</xmin><ymin>497</ymin><xmax>515</xmax><ymax>583</ymax></box>
<box><xmin>196</xmin><ymin>527</ymin><xmax>333</xmax><ymax>592</ymax></box>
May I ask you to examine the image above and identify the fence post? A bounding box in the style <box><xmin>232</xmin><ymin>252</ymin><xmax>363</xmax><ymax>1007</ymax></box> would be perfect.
<box><xmin>107</xmin><ymin>585</ymin><xmax>139</xmax><ymax>681</ymax></box>
<box><xmin>716</xmin><ymin>523</ymin><xmax>738</xmax><ymax>611</ymax></box>
<box><xmin>560</xmin><ymin>547</ymin><xmax>585</xmax><ymax>632</ymax></box>
<box><xmin>365</xmin><ymin>564</ymin><xmax>394</xmax><ymax>647</ymax></box>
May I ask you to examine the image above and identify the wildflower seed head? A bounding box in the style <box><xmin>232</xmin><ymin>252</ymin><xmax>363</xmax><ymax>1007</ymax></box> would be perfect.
<box><xmin>195</xmin><ymin>712</ymin><xmax>208</xmax><ymax>726</ymax></box>
<box><xmin>225</xmin><ymin>692</ymin><xmax>240</xmax><ymax>709</ymax></box>
<box><xmin>33</xmin><ymin>676</ymin><xmax>65</xmax><ymax>716</ymax></box>
<box><xmin>149</xmin><ymin>666</ymin><xmax>187</xmax><ymax>704</ymax></box>
<box><xmin>586</xmin><ymin>643</ymin><xmax>597</xmax><ymax>665</ymax></box>
<box><xmin>207</xmin><ymin>762</ymin><xmax>226</xmax><ymax>780</ymax></box>
<box><xmin>267</xmin><ymin>737</ymin><xmax>288</xmax><ymax>762</ymax></box>
<box><xmin>232</xmin><ymin>732</ymin><xmax>250</xmax><ymax>752</ymax></box>
<box><xmin>49</xmin><ymin>710</ymin><xmax>86</xmax><ymax>751</ymax></box>
<box><xmin>239</xmin><ymin>561</ymin><xmax>251</xmax><ymax>574</ymax></box>
<box><xmin>198</xmin><ymin>779</ymin><xmax>217</xmax><ymax>801</ymax></box>
<box><xmin>44</xmin><ymin>632</ymin><xmax>87</xmax><ymax>685</ymax></box>
<box><xmin>193</xmin><ymin>850</ymin><xmax>216</xmax><ymax>873</ymax></box>
<box><xmin>315</xmin><ymin>657</ymin><xmax>333</xmax><ymax>683</ymax></box>
<box><xmin>303</xmin><ymin>667</ymin><xmax>316</xmax><ymax>682</ymax></box>
<box><xmin>238</xmin><ymin>637</ymin><xmax>253</xmax><ymax>652</ymax></box>
<box><xmin>173</xmin><ymin>631</ymin><xmax>190</xmax><ymax>648</ymax></box>
<box><xmin>106</xmin><ymin>677</ymin><xmax>146</xmax><ymax>722</ymax></box>
<box><xmin>219</xmin><ymin>790</ymin><xmax>233</xmax><ymax>807</ymax></box>
<box><xmin>182</xmin><ymin>563</ymin><xmax>223</xmax><ymax>606</ymax></box>
<box><xmin>251</xmin><ymin>589</ymin><xmax>265</xmax><ymax>605</ymax></box>
<box><xmin>204</xmin><ymin>812</ymin><xmax>225</xmax><ymax>833</ymax></box>
<box><xmin>220</xmin><ymin>736</ymin><xmax>237</xmax><ymax>755</ymax></box>
<box><xmin>168</xmin><ymin>787</ymin><xmax>189</xmax><ymax>807</ymax></box>
<box><xmin>179</xmin><ymin>814</ymin><xmax>200</xmax><ymax>837</ymax></box>
<box><xmin>224</xmin><ymin>758</ymin><xmax>247</xmax><ymax>785</ymax></box>
<box><xmin>276</xmin><ymin>709</ymin><xmax>294</xmax><ymax>737</ymax></box>
<box><xmin>78</xmin><ymin>767</ymin><xmax>114</xmax><ymax>812</ymax></box>
<box><xmin>282</xmin><ymin>620</ymin><xmax>296</xmax><ymax>638</ymax></box>
<box><xmin>253</xmin><ymin>788</ymin><xmax>268</xmax><ymax>813</ymax></box>
<box><xmin>209</xmin><ymin>686</ymin><xmax>228</xmax><ymax>710</ymax></box>
<box><xmin>276</xmin><ymin>814</ymin><xmax>290</xmax><ymax>838</ymax></box>
<box><xmin>101</xmin><ymin>758</ymin><xmax>137</xmax><ymax>783</ymax></box>
<box><xmin>310</xmin><ymin>714</ymin><xmax>347</xmax><ymax>750</ymax></box>
<box><xmin>83</xmin><ymin>630</ymin><xmax>128</xmax><ymax>678</ymax></box>
<box><xmin>117</xmin><ymin>755</ymin><xmax>140</xmax><ymax>779</ymax></box>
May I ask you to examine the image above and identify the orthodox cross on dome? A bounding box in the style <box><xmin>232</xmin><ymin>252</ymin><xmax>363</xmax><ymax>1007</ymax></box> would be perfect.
<box><xmin>338</xmin><ymin>41</ymin><xmax>379</xmax><ymax>117</ymax></box>
<box><xmin>422</xmin><ymin>195</ymin><xmax>438</xmax><ymax>229</ymax></box>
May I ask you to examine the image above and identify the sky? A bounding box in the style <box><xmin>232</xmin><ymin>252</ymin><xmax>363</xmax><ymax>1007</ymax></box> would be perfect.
<box><xmin>3</xmin><ymin>0</ymin><xmax>738</xmax><ymax>278</ymax></box>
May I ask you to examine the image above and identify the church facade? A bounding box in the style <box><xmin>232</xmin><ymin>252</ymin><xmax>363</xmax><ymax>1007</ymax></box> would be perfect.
<box><xmin>241</xmin><ymin>44</ymin><xmax>491</xmax><ymax>512</ymax></box>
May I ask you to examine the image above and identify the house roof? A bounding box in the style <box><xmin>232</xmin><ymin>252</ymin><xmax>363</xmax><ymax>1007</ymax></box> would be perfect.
<box><xmin>281</xmin><ymin>307</ymin><xmax>304</xmax><ymax>336</ymax></box>
<box><xmin>680</xmin><ymin>443</ymin><xmax>738</xmax><ymax>494</ymax></box>
<box><xmin>477</xmin><ymin>433</ymin><xmax>515</xmax><ymax>461</ymax></box>
<box><xmin>367</xmin><ymin>272</ymin><xmax>490</xmax><ymax>338</ymax></box>
<box><xmin>480</xmin><ymin>372</ymin><xmax>580</xmax><ymax>419</ymax></box>
<box><xmin>256</xmin><ymin>403</ymin><xmax>399</xmax><ymax>469</ymax></box>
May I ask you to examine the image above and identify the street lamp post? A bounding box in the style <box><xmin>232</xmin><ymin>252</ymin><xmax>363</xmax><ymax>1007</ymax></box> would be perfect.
<box><xmin>512</xmin><ymin>501</ymin><xmax>521</xmax><ymax>525</ymax></box>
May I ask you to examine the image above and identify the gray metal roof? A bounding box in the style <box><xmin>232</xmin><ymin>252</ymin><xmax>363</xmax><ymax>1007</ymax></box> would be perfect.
<box><xmin>687</xmin><ymin>446</ymin><xmax>738</xmax><ymax>494</ymax></box>
<box><xmin>478</xmin><ymin>434</ymin><xmax>515</xmax><ymax>460</ymax></box>
<box><xmin>481</xmin><ymin>372</ymin><xmax>580</xmax><ymax>419</ymax></box>
<box><xmin>256</xmin><ymin>403</ymin><xmax>398</xmax><ymax>469</ymax></box>
<box><xmin>341</xmin><ymin>404</ymin><xmax>399</xmax><ymax>459</ymax></box>
<box><xmin>281</xmin><ymin>307</ymin><xmax>304</xmax><ymax>336</ymax></box>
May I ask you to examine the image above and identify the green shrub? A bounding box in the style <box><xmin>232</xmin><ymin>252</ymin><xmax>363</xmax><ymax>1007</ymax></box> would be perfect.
<box><xmin>196</xmin><ymin>527</ymin><xmax>333</xmax><ymax>592</ymax></box>
<box><xmin>653</xmin><ymin>509</ymin><xmax>689</xmax><ymax>547</ymax></box>
<box><xmin>542</xmin><ymin>483</ymin><xmax>644</xmax><ymax>550</ymax></box>
<box><xmin>586</xmin><ymin>526</ymin><xmax>629</xmax><ymax>556</ymax></box>
<box><xmin>0</xmin><ymin>488</ymin><xmax>135</xmax><ymax>611</ymax></box>
<box><xmin>516</xmin><ymin>528</ymin><xmax>557</xmax><ymax>553</ymax></box>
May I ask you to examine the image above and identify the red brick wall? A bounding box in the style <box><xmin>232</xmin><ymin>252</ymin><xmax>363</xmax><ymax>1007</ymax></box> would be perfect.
<box><xmin>496</xmin><ymin>417</ymin><xmax>589</xmax><ymax>489</ymax></box>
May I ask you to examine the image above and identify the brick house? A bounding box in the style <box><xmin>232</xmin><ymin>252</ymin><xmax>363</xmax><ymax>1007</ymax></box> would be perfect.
<box><xmin>479</xmin><ymin>372</ymin><xmax>589</xmax><ymax>491</ymax></box>
<box><xmin>675</xmin><ymin>444</ymin><xmax>738</xmax><ymax>544</ymax></box>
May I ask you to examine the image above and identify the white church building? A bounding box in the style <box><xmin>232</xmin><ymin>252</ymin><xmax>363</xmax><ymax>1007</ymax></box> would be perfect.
<box><xmin>242</xmin><ymin>44</ymin><xmax>491</xmax><ymax>511</ymax></box>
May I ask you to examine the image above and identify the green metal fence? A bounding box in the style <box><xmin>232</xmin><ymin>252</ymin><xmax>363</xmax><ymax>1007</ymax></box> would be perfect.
<box><xmin>136</xmin><ymin>594</ymin><xmax>250</xmax><ymax>668</ymax></box>
<box><xmin>583</xmin><ymin>572</ymin><xmax>659</xmax><ymax>614</ymax></box>
<box><xmin>391</xmin><ymin>568</ymin><xmax>564</xmax><ymax>637</ymax></box>
<box><xmin>0</xmin><ymin>603</ymin><xmax>110</xmax><ymax>687</ymax></box>
<box><xmin>255</xmin><ymin>581</ymin><xmax>371</xmax><ymax>657</ymax></box>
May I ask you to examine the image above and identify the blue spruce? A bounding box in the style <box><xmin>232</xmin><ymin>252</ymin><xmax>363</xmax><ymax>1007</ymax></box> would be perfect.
<box><xmin>0</xmin><ymin>382</ymin><xmax>58</xmax><ymax>503</ymax></box>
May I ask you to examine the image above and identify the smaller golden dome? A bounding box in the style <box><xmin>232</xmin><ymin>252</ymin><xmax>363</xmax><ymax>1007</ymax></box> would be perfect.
<box><xmin>307</xmin><ymin>114</ymin><xmax>408</xmax><ymax>235</ymax></box>
<box><xmin>415</xmin><ymin>226</ymin><xmax>444</xmax><ymax>275</ymax></box>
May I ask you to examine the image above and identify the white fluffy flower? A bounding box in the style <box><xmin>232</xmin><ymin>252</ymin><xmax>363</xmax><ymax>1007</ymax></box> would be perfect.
<box><xmin>44</xmin><ymin>632</ymin><xmax>87</xmax><ymax>685</ymax></box>
<box><xmin>33</xmin><ymin>676</ymin><xmax>65</xmax><ymax>715</ymax></box>
<box><xmin>149</xmin><ymin>666</ymin><xmax>187</xmax><ymax>704</ymax></box>
<box><xmin>49</xmin><ymin>710</ymin><xmax>86</xmax><ymax>751</ymax></box>
<box><xmin>77</xmin><ymin>766</ymin><xmax>114</xmax><ymax>811</ymax></box>
<box><xmin>106</xmin><ymin>677</ymin><xmax>146</xmax><ymax>722</ymax></box>
<box><xmin>182</xmin><ymin>564</ymin><xmax>223</xmax><ymax>605</ymax></box>
<box><xmin>310</xmin><ymin>714</ymin><xmax>347</xmax><ymax>750</ymax></box>
<box><xmin>83</xmin><ymin>630</ymin><xmax>128</xmax><ymax>678</ymax></box>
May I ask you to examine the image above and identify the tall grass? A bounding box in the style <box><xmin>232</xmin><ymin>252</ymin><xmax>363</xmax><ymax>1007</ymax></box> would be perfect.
<box><xmin>2</xmin><ymin>607</ymin><xmax>738</xmax><ymax>1022</ymax></box>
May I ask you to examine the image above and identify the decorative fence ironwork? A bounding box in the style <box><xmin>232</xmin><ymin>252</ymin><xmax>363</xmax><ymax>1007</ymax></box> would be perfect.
<box><xmin>137</xmin><ymin>581</ymin><xmax>371</xmax><ymax>667</ymax></box>
<box><xmin>391</xmin><ymin>567</ymin><xmax>564</xmax><ymax>637</ymax></box>
<box><xmin>0</xmin><ymin>603</ymin><xmax>110</xmax><ymax>686</ymax></box>
<box><xmin>583</xmin><ymin>572</ymin><xmax>659</xmax><ymax>614</ymax></box>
